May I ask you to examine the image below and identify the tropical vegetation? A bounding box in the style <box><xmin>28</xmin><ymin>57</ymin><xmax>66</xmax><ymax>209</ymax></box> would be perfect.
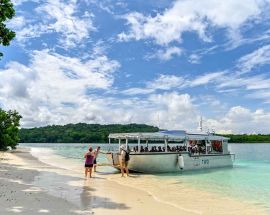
<box><xmin>0</xmin><ymin>0</ymin><xmax>16</xmax><ymax>59</ymax></box>
<box><xmin>222</xmin><ymin>134</ymin><xmax>270</xmax><ymax>143</ymax></box>
<box><xmin>19</xmin><ymin>123</ymin><xmax>159</xmax><ymax>143</ymax></box>
<box><xmin>0</xmin><ymin>109</ymin><xmax>22</xmax><ymax>150</ymax></box>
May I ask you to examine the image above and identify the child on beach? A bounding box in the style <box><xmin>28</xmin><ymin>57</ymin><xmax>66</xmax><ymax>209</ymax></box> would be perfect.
<box><xmin>84</xmin><ymin>147</ymin><xmax>95</xmax><ymax>178</ymax></box>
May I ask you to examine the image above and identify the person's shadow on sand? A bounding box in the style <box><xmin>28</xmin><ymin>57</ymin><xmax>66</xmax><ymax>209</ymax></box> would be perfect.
<box><xmin>80</xmin><ymin>180</ymin><xmax>130</xmax><ymax>211</ymax></box>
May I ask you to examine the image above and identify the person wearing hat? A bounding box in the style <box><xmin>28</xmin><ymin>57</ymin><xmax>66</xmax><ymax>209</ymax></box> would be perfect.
<box><xmin>119</xmin><ymin>145</ymin><xmax>129</xmax><ymax>177</ymax></box>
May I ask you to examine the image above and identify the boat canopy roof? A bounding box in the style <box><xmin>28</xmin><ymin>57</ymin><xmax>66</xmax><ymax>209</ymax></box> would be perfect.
<box><xmin>109</xmin><ymin>130</ymin><xmax>229</xmax><ymax>141</ymax></box>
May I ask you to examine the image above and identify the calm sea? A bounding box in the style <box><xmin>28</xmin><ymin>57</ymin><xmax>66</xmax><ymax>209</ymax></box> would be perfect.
<box><xmin>20</xmin><ymin>143</ymin><xmax>270</xmax><ymax>211</ymax></box>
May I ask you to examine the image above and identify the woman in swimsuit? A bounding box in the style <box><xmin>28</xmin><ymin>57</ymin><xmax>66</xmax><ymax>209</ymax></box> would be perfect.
<box><xmin>84</xmin><ymin>147</ymin><xmax>95</xmax><ymax>178</ymax></box>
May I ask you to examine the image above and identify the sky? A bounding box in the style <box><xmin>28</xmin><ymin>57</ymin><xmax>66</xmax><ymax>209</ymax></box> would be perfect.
<box><xmin>1</xmin><ymin>0</ymin><xmax>270</xmax><ymax>133</ymax></box>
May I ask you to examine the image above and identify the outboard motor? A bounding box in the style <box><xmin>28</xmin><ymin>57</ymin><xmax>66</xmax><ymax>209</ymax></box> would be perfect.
<box><xmin>178</xmin><ymin>154</ymin><xmax>184</xmax><ymax>169</ymax></box>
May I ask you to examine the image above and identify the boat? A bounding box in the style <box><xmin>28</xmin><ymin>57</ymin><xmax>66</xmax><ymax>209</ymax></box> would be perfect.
<box><xmin>105</xmin><ymin>130</ymin><xmax>234</xmax><ymax>173</ymax></box>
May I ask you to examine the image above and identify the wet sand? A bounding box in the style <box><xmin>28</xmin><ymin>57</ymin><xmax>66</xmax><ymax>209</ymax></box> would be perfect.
<box><xmin>0</xmin><ymin>149</ymin><xmax>190</xmax><ymax>215</ymax></box>
<box><xmin>0</xmin><ymin>148</ymin><xmax>268</xmax><ymax>215</ymax></box>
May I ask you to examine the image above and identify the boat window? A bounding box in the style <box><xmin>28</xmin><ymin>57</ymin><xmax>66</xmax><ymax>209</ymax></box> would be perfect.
<box><xmin>211</xmin><ymin>140</ymin><xmax>223</xmax><ymax>153</ymax></box>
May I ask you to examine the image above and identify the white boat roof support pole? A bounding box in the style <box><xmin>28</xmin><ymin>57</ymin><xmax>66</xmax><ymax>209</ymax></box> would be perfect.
<box><xmin>165</xmin><ymin>138</ymin><xmax>168</xmax><ymax>152</ymax></box>
<box><xmin>185</xmin><ymin>137</ymin><xmax>189</xmax><ymax>152</ymax></box>
<box><xmin>125</xmin><ymin>138</ymin><xmax>128</xmax><ymax>150</ymax></box>
<box><xmin>138</xmin><ymin>137</ymin><xmax>141</xmax><ymax>153</ymax></box>
<box><xmin>118</xmin><ymin>139</ymin><xmax>121</xmax><ymax>152</ymax></box>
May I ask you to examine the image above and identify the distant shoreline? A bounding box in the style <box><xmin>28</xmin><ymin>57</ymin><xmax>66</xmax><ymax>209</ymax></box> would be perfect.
<box><xmin>18</xmin><ymin>123</ymin><xmax>270</xmax><ymax>144</ymax></box>
<box><xmin>19</xmin><ymin>142</ymin><xmax>270</xmax><ymax>144</ymax></box>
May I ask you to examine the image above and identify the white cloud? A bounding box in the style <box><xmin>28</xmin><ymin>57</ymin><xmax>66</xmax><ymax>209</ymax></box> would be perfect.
<box><xmin>11</xmin><ymin>0</ymin><xmax>40</xmax><ymax>6</ymax></box>
<box><xmin>148</xmin><ymin>74</ymin><xmax>184</xmax><ymax>90</ymax></box>
<box><xmin>0</xmin><ymin>49</ymin><xmax>120</xmax><ymax>127</ymax></box>
<box><xmin>189</xmin><ymin>71</ymin><xmax>225</xmax><ymax>87</ymax></box>
<box><xmin>119</xmin><ymin>0</ymin><xmax>265</xmax><ymax>46</ymax></box>
<box><xmin>7</xmin><ymin>16</ymin><xmax>26</xmax><ymax>29</ymax></box>
<box><xmin>12</xmin><ymin>0</ymin><xmax>95</xmax><ymax>48</ymax></box>
<box><xmin>237</xmin><ymin>44</ymin><xmax>270</xmax><ymax>73</ymax></box>
<box><xmin>1</xmin><ymin>60</ymin><xmax>270</xmax><ymax>133</ymax></box>
<box><xmin>188</xmin><ymin>54</ymin><xmax>201</xmax><ymax>64</ymax></box>
<box><xmin>122</xmin><ymin>88</ymin><xmax>155</xmax><ymax>95</ymax></box>
<box><xmin>122</xmin><ymin>74</ymin><xmax>185</xmax><ymax>95</ymax></box>
<box><xmin>247</xmin><ymin>90</ymin><xmax>270</xmax><ymax>103</ymax></box>
<box><xmin>146</xmin><ymin>46</ymin><xmax>182</xmax><ymax>61</ymax></box>
<box><xmin>206</xmin><ymin>106</ymin><xmax>270</xmax><ymax>134</ymax></box>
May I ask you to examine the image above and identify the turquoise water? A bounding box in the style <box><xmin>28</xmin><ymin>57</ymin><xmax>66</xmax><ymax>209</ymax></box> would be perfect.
<box><xmin>21</xmin><ymin>143</ymin><xmax>270</xmax><ymax>211</ymax></box>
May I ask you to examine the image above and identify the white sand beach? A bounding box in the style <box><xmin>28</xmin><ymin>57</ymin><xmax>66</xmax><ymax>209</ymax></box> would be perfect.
<box><xmin>0</xmin><ymin>148</ymin><xmax>268</xmax><ymax>215</ymax></box>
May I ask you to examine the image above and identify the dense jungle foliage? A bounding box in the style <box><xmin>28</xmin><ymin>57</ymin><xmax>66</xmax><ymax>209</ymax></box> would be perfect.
<box><xmin>19</xmin><ymin>123</ymin><xmax>159</xmax><ymax>143</ymax></box>
<box><xmin>223</xmin><ymin>134</ymin><xmax>270</xmax><ymax>143</ymax></box>
<box><xmin>0</xmin><ymin>109</ymin><xmax>22</xmax><ymax>150</ymax></box>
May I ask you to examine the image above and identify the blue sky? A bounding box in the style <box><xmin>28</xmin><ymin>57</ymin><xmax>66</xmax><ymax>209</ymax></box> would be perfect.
<box><xmin>1</xmin><ymin>0</ymin><xmax>270</xmax><ymax>133</ymax></box>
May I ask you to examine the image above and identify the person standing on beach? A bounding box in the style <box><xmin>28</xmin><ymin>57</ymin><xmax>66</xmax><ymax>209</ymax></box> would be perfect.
<box><xmin>93</xmin><ymin>146</ymin><xmax>101</xmax><ymax>172</ymax></box>
<box><xmin>84</xmin><ymin>147</ymin><xmax>95</xmax><ymax>178</ymax></box>
<box><xmin>119</xmin><ymin>145</ymin><xmax>129</xmax><ymax>177</ymax></box>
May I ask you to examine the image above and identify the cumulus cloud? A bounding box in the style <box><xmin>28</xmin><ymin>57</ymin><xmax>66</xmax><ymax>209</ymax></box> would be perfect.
<box><xmin>206</xmin><ymin>106</ymin><xmax>270</xmax><ymax>134</ymax></box>
<box><xmin>119</xmin><ymin>0</ymin><xmax>265</xmax><ymax>46</ymax></box>
<box><xmin>0</xmin><ymin>49</ymin><xmax>120</xmax><ymax>127</ymax></box>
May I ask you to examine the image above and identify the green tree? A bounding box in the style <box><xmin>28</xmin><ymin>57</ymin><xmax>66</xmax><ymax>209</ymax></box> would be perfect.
<box><xmin>0</xmin><ymin>0</ymin><xmax>16</xmax><ymax>59</ymax></box>
<box><xmin>0</xmin><ymin>109</ymin><xmax>22</xmax><ymax>150</ymax></box>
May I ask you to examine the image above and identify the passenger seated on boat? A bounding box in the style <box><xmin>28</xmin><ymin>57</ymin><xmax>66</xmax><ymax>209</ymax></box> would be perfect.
<box><xmin>172</xmin><ymin>146</ymin><xmax>176</xmax><ymax>152</ymax></box>
<box><xmin>167</xmin><ymin>146</ymin><xmax>171</xmax><ymax>152</ymax></box>
<box><xmin>140</xmin><ymin>146</ymin><xmax>145</xmax><ymax>152</ymax></box>
<box><xmin>158</xmin><ymin>146</ymin><xmax>162</xmax><ymax>152</ymax></box>
<box><xmin>162</xmin><ymin>147</ymin><xmax>165</xmax><ymax>152</ymax></box>
<box><xmin>145</xmin><ymin>147</ymin><xmax>149</xmax><ymax>152</ymax></box>
<box><xmin>150</xmin><ymin>146</ymin><xmax>157</xmax><ymax>152</ymax></box>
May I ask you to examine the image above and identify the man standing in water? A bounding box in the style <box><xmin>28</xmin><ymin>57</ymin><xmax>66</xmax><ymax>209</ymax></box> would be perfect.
<box><xmin>120</xmin><ymin>145</ymin><xmax>129</xmax><ymax>177</ymax></box>
<box><xmin>94</xmin><ymin>146</ymin><xmax>101</xmax><ymax>172</ymax></box>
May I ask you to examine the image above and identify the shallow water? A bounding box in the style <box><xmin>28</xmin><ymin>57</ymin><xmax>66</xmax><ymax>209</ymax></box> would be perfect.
<box><xmin>20</xmin><ymin>143</ymin><xmax>270</xmax><ymax>212</ymax></box>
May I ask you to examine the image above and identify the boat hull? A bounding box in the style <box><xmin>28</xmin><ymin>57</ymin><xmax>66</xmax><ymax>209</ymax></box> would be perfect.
<box><xmin>106</xmin><ymin>152</ymin><xmax>233</xmax><ymax>173</ymax></box>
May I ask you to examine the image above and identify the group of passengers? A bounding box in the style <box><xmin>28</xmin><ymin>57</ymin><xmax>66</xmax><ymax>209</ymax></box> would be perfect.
<box><xmin>188</xmin><ymin>145</ymin><xmax>206</xmax><ymax>154</ymax></box>
<box><xmin>84</xmin><ymin>145</ymin><xmax>130</xmax><ymax>178</ymax></box>
<box><xmin>132</xmin><ymin>144</ymin><xmax>209</xmax><ymax>154</ymax></box>
<box><xmin>132</xmin><ymin>145</ymin><xmax>187</xmax><ymax>153</ymax></box>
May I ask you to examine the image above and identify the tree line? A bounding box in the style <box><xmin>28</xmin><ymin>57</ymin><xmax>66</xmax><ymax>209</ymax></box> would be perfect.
<box><xmin>222</xmin><ymin>134</ymin><xmax>270</xmax><ymax>143</ymax></box>
<box><xmin>19</xmin><ymin>124</ymin><xmax>270</xmax><ymax>144</ymax></box>
<box><xmin>19</xmin><ymin>123</ymin><xmax>159</xmax><ymax>143</ymax></box>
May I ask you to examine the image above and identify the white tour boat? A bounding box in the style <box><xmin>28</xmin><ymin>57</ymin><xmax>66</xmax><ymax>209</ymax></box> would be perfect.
<box><xmin>105</xmin><ymin>130</ymin><xmax>234</xmax><ymax>173</ymax></box>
